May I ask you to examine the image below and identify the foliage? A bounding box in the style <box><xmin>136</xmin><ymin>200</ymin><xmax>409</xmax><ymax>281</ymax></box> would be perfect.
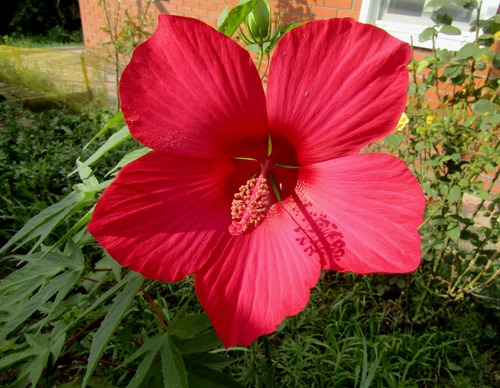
<box><xmin>0</xmin><ymin>102</ymin><xmax>129</xmax><ymax>246</ymax></box>
<box><xmin>1</xmin><ymin>2</ymin><xmax>499</xmax><ymax>387</ymax></box>
<box><xmin>381</xmin><ymin>3</ymin><xmax>499</xmax><ymax>319</ymax></box>
<box><xmin>0</xmin><ymin>0</ymin><xmax>82</xmax><ymax>41</ymax></box>
<box><xmin>98</xmin><ymin>0</ymin><xmax>156</xmax><ymax>109</ymax></box>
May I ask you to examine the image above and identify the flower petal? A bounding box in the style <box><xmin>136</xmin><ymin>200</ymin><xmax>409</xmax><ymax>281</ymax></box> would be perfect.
<box><xmin>120</xmin><ymin>15</ymin><xmax>268</xmax><ymax>158</ymax></box>
<box><xmin>88</xmin><ymin>152</ymin><xmax>239</xmax><ymax>282</ymax></box>
<box><xmin>267</xmin><ymin>18</ymin><xmax>411</xmax><ymax>165</ymax></box>
<box><xmin>195</xmin><ymin>208</ymin><xmax>322</xmax><ymax>348</ymax></box>
<box><xmin>288</xmin><ymin>153</ymin><xmax>425</xmax><ymax>274</ymax></box>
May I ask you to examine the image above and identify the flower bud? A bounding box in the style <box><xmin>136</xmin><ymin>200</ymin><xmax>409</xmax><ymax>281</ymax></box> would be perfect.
<box><xmin>244</xmin><ymin>0</ymin><xmax>271</xmax><ymax>44</ymax></box>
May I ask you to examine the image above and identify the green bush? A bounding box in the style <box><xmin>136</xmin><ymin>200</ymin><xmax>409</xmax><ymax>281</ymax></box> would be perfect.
<box><xmin>0</xmin><ymin>102</ymin><xmax>130</xmax><ymax>244</ymax></box>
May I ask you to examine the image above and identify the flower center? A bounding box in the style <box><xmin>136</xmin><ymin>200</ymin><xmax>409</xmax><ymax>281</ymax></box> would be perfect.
<box><xmin>228</xmin><ymin>135</ymin><xmax>299</xmax><ymax>236</ymax></box>
<box><xmin>228</xmin><ymin>160</ymin><xmax>272</xmax><ymax>236</ymax></box>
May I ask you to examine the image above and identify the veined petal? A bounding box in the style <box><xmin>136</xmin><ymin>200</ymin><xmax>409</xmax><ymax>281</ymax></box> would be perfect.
<box><xmin>267</xmin><ymin>18</ymin><xmax>411</xmax><ymax>165</ymax></box>
<box><xmin>195</xmin><ymin>207</ymin><xmax>322</xmax><ymax>348</ymax></box>
<box><xmin>88</xmin><ymin>152</ymin><xmax>239</xmax><ymax>282</ymax></box>
<box><xmin>288</xmin><ymin>153</ymin><xmax>425</xmax><ymax>274</ymax></box>
<box><xmin>120</xmin><ymin>15</ymin><xmax>268</xmax><ymax>159</ymax></box>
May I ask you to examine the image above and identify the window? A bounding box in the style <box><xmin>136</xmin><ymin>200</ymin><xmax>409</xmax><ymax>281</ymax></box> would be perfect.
<box><xmin>359</xmin><ymin>0</ymin><xmax>499</xmax><ymax>50</ymax></box>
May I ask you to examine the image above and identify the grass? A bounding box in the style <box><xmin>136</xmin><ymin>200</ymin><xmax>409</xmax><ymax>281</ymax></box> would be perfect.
<box><xmin>226</xmin><ymin>272</ymin><xmax>499</xmax><ymax>386</ymax></box>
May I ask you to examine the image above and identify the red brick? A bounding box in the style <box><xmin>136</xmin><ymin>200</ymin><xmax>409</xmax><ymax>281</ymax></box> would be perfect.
<box><xmin>336</xmin><ymin>9</ymin><xmax>360</xmax><ymax>19</ymax></box>
<box><xmin>311</xmin><ymin>6</ymin><xmax>337</xmax><ymax>19</ymax></box>
<box><xmin>325</xmin><ymin>0</ymin><xmax>353</xmax><ymax>9</ymax></box>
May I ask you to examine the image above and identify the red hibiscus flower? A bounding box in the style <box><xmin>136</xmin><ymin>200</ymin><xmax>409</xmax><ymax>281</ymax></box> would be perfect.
<box><xmin>88</xmin><ymin>16</ymin><xmax>425</xmax><ymax>348</ymax></box>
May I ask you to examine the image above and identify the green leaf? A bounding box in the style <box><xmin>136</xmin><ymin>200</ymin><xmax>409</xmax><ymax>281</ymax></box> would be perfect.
<box><xmin>161</xmin><ymin>335</ymin><xmax>188</xmax><ymax>388</ymax></box>
<box><xmin>440</xmin><ymin>25</ymin><xmax>461</xmax><ymax>35</ymax></box>
<box><xmin>25</xmin><ymin>334</ymin><xmax>51</xmax><ymax>387</ymax></box>
<box><xmin>447</xmin><ymin>185</ymin><xmax>462</xmax><ymax>203</ymax></box>
<box><xmin>456</xmin><ymin>43</ymin><xmax>482</xmax><ymax>59</ymax></box>
<box><xmin>172</xmin><ymin>330</ymin><xmax>223</xmax><ymax>354</ymax></box>
<box><xmin>217</xmin><ymin>0</ymin><xmax>261</xmax><ymax>37</ymax></box>
<box><xmin>185</xmin><ymin>359</ymin><xmax>244</xmax><ymax>387</ymax></box>
<box><xmin>126</xmin><ymin>334</ymin><xmax>165</xmax><ymax>388</ymax></box>
<box><xmin>419</xmin><ymin>27</ymin><xmax>437</xmax><ymax>43</ymax></box>
<box><xmin>446</xmin><ymin>224</ymin><xmax>461</xmax><ymax>242</ymax></box>
<box><xmin>0</xmin><ymin>190</ymin><xmax>85</xmax><ymax>255</ymax></box>
<box><xmin>0</xmin><ymin>251</ymin><xmax>83</xmax><ymax>341</ymax></box>
<box><xmin>71</xmin><ymin>125</ymin><xmax>131</xmax><ymax>177</ymax></box>
<box><xmin>83</xmin><ymin>111</ymin><xmax>125</xmax><ymax>150</ymax></box>
<box><xmin>384</xmin><ymin>133</ymin><xmax>402</xmax><ymax>148</ymax></box>
<box><xmin>105</xmin><ymin>147</ymin><xmax>151</xmax><ymax>177</ymax></box>
<box><xmin>169</xmin><ymin>313</ymin><xmax>212</xmax><ymax>339</ymax></box>
<box><xmin>493</xmin><ymin>52</ymin><xmax>500</xmax><ymax>69</ymax></box>
<box><xmin>423</xmin><ymin>0</ymin><xmax>452</xmax><ymax>12</ymax></box>
<box><xmin>434</xmin><ymin>13</ymin><xmax>453</xmax><ymax>26</ymax></box>
<box><xmin>82</xmin><ymin>272</ymin><xmax>144</xmax><ymax>387</ymax></box>
<box><xmin>472</xmin><ymin>99</ymin><xmax>498</xmax><ymax>115</ymax></box>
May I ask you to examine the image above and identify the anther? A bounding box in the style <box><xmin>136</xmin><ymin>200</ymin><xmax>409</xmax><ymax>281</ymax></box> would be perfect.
<box><xmin>228</xmin><ymin>176</ymin><xmax>272</xmax><ymax>236</ymax></box>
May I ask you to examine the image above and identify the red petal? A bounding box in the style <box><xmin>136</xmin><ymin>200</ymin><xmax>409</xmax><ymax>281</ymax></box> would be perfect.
<box><xmin>88</xmin><ymin>152</ymin><xmax>237</xmax><ymax>282</ymax></box>
<box><xmin>120</xmin><ymin>15</ymin><xmax>268</xmax><ymax>158</ymax></box>
<box><xmin>195</xmin><ymin>208</ymin><xmax>322</xmax><ymax>348</ymax></box>
<box><xmin>267</xmin><ymin>19</ymin><xmax>411</xmax><ymax>165</ymax></box>
<box><xmin>288</xmin><ymin>153</ymin><xmax>425</xmax><ymax>274</ymax></box>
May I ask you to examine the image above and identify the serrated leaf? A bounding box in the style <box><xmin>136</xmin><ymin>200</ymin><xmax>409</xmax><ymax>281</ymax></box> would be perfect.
<box><xmin>169</xmin><ymin>313</ymin><xmax>212</xmax><ymax>339</ymax></box>
<box><xmin>127</xmin><ymin>334</ymin><xmax>165</xmax><ymax>388</ymax></box>
<box><xmin>0</xmin><ymin>190</ymin><xmax>85</xmax><ymax>255</ymax></box>
<box><xmin>26</xmin><ymin>334</ymin><xmax>51</xmax><ymax>387</ymax></box>
<box><xmin>0</xmin><ymin>252</ymin><xmax>83</xmax><ymax>341</ymax></box>
<box><xmin>0</xmin><ymin>344</ymin><xmax>35</xmax><ymax>369</ymax></box>
<box><xmin>161</xmin><ymin>335</ymin><xmax>188</xmax><ymax>388</ymax></box>
<box><xmin>217</xmin><ymin>0</ymin><xmax>261</xmax><ymax>37</ymax></box>
<box><xmin>82</xmin><ymin>272</ymin><xmax>144</xmax><ymax>387</ymax></box>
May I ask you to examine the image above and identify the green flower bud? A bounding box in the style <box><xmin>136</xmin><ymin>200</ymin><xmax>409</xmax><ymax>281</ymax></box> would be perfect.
<box><xmin>244</xmin><ymin>0</ymin><xmax>271</xmax><ymax>45</ymax></box>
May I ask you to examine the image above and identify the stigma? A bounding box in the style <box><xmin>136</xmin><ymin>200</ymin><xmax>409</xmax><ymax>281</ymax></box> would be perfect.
<box><xmin>228</xmin><ymin>171</ymin><xmax>272</xmax><ymax>236</ymax></box>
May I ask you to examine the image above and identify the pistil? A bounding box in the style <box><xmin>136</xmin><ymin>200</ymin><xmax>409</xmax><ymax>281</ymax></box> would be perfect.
<box><xmin>228</xmin><ymin>160</ymin><xmax>272</xmax><ymax>236</ymax></box>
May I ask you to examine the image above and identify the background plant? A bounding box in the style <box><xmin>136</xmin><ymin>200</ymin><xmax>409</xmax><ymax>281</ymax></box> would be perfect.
<box><xmin>99</xmin><ymin>0</ymin><xmax>156</xmax><ymax>108</ymax></box>
<box><xmin>0</xmin><ymin>1</ymin><xmax>499</xmax><ymax>386</ymax></box>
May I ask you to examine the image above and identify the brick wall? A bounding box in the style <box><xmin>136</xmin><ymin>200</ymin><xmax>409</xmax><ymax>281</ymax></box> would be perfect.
<box><xmin>78</xmin><ymin>0</ymin><xmax>362</xmax><ymax>54</ymax></box>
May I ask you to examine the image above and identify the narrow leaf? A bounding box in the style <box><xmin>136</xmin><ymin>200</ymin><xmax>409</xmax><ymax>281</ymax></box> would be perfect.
<box><xmin>161</xmin><ymin>335</ymin><xmax>188</xmax><ymax>388</ymax></box>
<box><xmin>71</xmin><ymin>126</ymin><xmax>131</xmax><ymax>176</ymax></box>
<box><xmin>127</xmin><ymin>334</ymin><xmax>165</xmax><ymax>388</ymax></box>
<box><xmin>0</xmin><ymin>191</ymin><xmax>85</xmax><ymax>255</ymax></box>
<box><xmin>82</xmin><ymin>272</ymin><xmax>144</xmax><ymax>387</ymax></box>
<box><xmin>169</xmin><ymin>313</ymin><xmax>212</xmax><ymax>339</ymax></box>
<box><xmin>84</xmin><ymin>111</ymin><xmax>125</xmax><ymax>150</ymax></box>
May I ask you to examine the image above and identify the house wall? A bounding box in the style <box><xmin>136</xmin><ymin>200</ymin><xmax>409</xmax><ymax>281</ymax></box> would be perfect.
<box><xmin>78</xmin><ymin>0</ymin><xmax>362</xmax><ymax>54</ymax></box>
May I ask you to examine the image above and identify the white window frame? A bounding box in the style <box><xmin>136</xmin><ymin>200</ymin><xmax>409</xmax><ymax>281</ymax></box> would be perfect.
<box><xmin>359</xmin><ymin>0</ymin><xmax>499</xmax><ymax>50</ymax></box>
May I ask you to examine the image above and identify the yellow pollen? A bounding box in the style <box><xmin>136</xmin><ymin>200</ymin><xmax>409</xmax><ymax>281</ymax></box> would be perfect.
<box><xmin>228</xmin><ymin>176</ymin><xmax>272</xmax><ymax>236</ymax></box>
